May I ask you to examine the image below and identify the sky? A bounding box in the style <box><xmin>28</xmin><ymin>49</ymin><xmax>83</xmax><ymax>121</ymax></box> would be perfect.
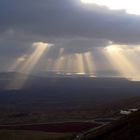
<box><xmin>0</xmin><ymin>0</ymin><xmax>140</xmax><ymax>80</ymax></box>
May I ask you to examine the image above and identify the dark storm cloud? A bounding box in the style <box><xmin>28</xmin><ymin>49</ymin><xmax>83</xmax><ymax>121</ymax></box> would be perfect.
<box><xmin>0</xmin><ymin>37</ymin><xmax>32</xmax><ymax>56</ymax></box>
<box><xmin>0</xmin><ymin>0</ymin><xmax>140</xmax><ymax>46</ymax></box>
<box><xmin>52</xmin><ymin>38</ymin><xmax>109</xmax><ymax>54</ymax></box>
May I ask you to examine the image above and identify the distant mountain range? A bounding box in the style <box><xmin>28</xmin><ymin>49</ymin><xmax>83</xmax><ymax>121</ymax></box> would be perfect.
<box><xmin>0</xmin><ymin>72</ymin><xmax>139</xmax><ymax>92</ymax></box>
<box><xmin>0</xmin><ymin>72</ymin><xmax>140</xmax><ymax>112</ymax></box>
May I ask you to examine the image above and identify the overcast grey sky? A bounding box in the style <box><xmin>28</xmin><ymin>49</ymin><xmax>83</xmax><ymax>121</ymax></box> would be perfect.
<box><xmin>0</xmin><ymin>0</ymin><xmax>140</xmax><ymax>76</ymax></box>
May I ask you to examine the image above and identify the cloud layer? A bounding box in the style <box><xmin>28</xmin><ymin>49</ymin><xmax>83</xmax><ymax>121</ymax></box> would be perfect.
<box><xmin>1</xmin><ymin>0</ymin><xmax>140</xmax><ymax>45</ymax></box>
<box><xmin>0</xmin><ymin>0</ymin><xmax>140</xmax><ymax>73</ymax></box>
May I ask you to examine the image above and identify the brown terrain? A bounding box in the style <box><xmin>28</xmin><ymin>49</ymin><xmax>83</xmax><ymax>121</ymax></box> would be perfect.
<box><xmin>0</xmin><ymin>122</ymin><xmax>100</xmax><ymax>133</ymax></box>
<box><xmin>83</xmin><ymin>110</ymin><xmax>140</xmax><ymax>140</ymax></box>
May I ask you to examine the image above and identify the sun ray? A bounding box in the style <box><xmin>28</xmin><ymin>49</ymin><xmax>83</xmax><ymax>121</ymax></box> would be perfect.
<box><xmin>74</xmin><ymin>53</ymin><xmax>85</xmax><ymax>75</ymax></box>
<box><xmin>6</xmin><ymin>42</ymin><xmax>50</xmax><ymax>90</ymax></box>
<box><xmin>65</xmin><ymin>54</ymin><xmax>72</xmax><ymax>74</ymax></box>
<box><xmin>72</xmin><ymin>54</ymin><xmax>80</xmax><ymax>74</ymax></box>
<box><xmin>103</xmin><ymin>45</ymin><xmax>140</xmax><ymax>81</ymax></box>
<box><xmin>83</xmin><ymin>52</ymin><xmax>96</xmax><ymax>76</ymax></box>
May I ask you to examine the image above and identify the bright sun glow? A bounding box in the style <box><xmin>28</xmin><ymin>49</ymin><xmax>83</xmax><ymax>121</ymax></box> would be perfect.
<box><xmin>81</xmin><ymin>0</ymin><xmax>140</xmax><ymax>15</ymax></box>
<box><xmin>103</xmin><ymin>45</ymin><xmax>140</xmax><ymax>81</ymax></box>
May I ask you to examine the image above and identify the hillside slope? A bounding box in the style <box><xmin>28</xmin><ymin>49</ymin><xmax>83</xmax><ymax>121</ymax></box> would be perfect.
<box><xmin>85</xmin><ymin>111</ymin><xmax>140</xmax><ymax>140</ymax></box>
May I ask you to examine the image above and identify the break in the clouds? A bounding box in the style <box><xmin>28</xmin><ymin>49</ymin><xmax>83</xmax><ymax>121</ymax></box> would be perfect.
<box><xmin>0</xmin><ymin>0</ymin><xmax>140</xmax><ymax>77</ymax></box>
